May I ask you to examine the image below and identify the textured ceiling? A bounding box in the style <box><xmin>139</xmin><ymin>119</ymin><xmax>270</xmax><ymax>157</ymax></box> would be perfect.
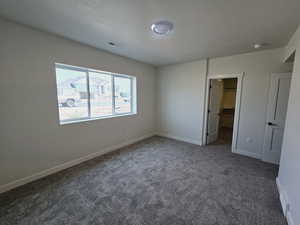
<box><xmin>0</xmin><ymin>0</ymin><xmax>299</xmax><ymax>66</ymax></box>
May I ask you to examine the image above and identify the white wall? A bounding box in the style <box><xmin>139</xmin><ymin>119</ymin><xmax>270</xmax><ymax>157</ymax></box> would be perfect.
<box><xmin>157</xmin><ymin>48</ymin><xmax>292</xmax><ymax>158</ymax></box>
<box><xmin>209</xmin><ymin>49</ymin><xmax>292</xmax><ymax>157</ymax></box>
<box><xmin>156</xmin><ymin>60</ymin><xmax>207</xmax><ymax>145</ymax></box>
<box><xmin>0</xmin><ymin>19</ymin><xmax>156</xmax><ymax>190</ymax></box>
<box><xmin>278</xmin><ymin>26</ymin><xmax>300</xmax><ymax>225</ymax></box>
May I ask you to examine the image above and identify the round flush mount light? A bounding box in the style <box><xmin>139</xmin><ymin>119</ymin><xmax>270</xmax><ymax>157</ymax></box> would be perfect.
<box><xmin>151</xmin><ymin>21</ymin><xmax>174</xmax><ymax>35</ymax></box>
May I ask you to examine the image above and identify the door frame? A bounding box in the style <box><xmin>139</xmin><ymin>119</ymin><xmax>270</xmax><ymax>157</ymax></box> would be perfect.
<box><xmin>202</xmin><ymin>73</ymin><xmax>244</xmax><ymax>153</ymax></box>
<box><xmin>262</xmin><ymin>73</ymin><xmax>292</xmax><ymax>164</ymax></box>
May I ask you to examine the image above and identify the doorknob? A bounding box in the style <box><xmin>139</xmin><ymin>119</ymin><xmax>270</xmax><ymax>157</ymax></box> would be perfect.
<box><xmin>267</xmin><ymin>122</ymin><xmax>277</xmax><ymax>126</ymax></box>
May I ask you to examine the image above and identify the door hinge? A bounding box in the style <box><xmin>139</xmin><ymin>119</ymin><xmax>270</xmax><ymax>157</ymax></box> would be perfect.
<box><xmin>206</xmin><ymin>132</ymin><xmax>209</xmax><ymax>136</ymax></box>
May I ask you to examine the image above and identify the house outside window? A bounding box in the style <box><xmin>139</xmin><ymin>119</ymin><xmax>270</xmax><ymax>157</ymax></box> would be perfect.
<box><xmin>55</xmin><ymin>63</ymin><xmax>137</xmax><ymax>124</ymax></box>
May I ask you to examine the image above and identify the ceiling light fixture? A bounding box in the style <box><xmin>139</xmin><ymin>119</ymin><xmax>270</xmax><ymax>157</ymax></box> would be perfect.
<box><xmin>151</xmin><ymin>21</ymin><xmax>174</xmax><ymax>35</ymax></box>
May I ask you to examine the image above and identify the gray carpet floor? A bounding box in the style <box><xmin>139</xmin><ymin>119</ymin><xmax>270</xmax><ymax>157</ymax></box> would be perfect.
<box><xmin>0</xmin><ymin>136</ymin><xmax>286</xmax><ymax>225</ymax></box>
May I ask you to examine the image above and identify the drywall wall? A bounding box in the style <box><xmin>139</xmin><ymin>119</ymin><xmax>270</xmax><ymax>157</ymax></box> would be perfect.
<box><xmin>208</xmin><ymin>48</ymin><xmax>292</xmax><ymax>157</ymax></box>
<box><xmin>222</xmin><ymin>79</ymin><xmax>237</xmax><ymax>109</ymax></box>
<box><xmin>222</xmin><ymin>90</ymin><xmax>236</xmax><ymax>109</ymax></box>
<box><xmin>157</xmin><ymin>48</ymin><xmax>292</xmax><ymax>158</ymax></box>
<box><xmin>278</xmin><ymin>26</ymin><xmax>300</xmax><ymax>225</ymax></box>
<box><xmin>0</xmin><ymin>19</ymin><xmax>156</xmax><ymax>190</ymax></box>
<box><xmin>156</xmin><ymin>60</ymin><xmax>207</xmax><ymax>144</ymax></box>
<box><xmin>283</xmin><ymin>26</ymin><xmax>300</xmax><ymax>63</ymax></box>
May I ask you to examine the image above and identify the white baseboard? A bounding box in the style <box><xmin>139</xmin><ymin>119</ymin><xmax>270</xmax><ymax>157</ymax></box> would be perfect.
<box><xmin>276</xmin><ymin>177</ymin><xmax>289</xmax><ymax>216</ymax></box>
<box><xmin>233</xmin><ymin>148</ymin><xmax>261</xmax><ymax>159</ymax></box>
<box><xmin>286</xmin><ymin>211</ymin><xmax>295</xmax><ymax>225</ymax></box>
<box><xmin>0</xmin><ymin>133</ymin><xmax>155</xmax><ymax>194</ymax></box>
<box><xmin>156</xmin><ymin>132</ymin><xmax>202</xmax><ymax>146</ymax></box>
<box><xmin>276</xmin><ymin>177</ymin><xmax>294</xmax><ymax>225</ymax></box>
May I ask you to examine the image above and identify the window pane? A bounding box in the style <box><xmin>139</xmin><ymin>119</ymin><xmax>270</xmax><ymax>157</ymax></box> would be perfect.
<box><xmin>89</xmin><ymin>72</ymin><xmax>113</xmax><ymax>117</ymax></box>
<box><xmin>55</xmin><ymin>67</ymin><xmax>88</xmax><ymax>122</ymax></box>
<box><xmin>114</xmin><ymin>76</ymin><xmax>132</xmax><ymax>114</ymax></box>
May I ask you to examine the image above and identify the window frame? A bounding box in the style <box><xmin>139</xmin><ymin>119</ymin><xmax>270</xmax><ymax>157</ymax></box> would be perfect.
<box><xmin>55</xmin><ymin>63</ymin><xmax>137</xmax><ymax>125</ymax></box>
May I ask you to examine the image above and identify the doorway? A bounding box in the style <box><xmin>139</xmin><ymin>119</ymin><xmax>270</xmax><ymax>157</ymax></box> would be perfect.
<box><xmin>203</xmin><ymin>73</ymin><xmax>243</xmax><ymax>153</ymax></box>
<box><xmin>218</xmin><ymin>78</ymin><xmax>237</xmax><ymax>144</ymax></box>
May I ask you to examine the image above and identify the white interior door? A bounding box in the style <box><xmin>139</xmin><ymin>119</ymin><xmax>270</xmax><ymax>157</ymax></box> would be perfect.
<box><xmin>263</xmin><ymin>73</ymin><xmax>291</xmax><ymax>164</ymax></box>
<box><xmin>207</xmin><ymin>79</ymin><xmax>223</xmax><ymax>144</ymax></box>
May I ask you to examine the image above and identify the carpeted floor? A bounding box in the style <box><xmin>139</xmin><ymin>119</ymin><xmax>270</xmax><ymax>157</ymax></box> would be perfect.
<box><xmin>0</xmin><ymin>136</ymin><xmax>286</xmax><ymax>225</ymax></box>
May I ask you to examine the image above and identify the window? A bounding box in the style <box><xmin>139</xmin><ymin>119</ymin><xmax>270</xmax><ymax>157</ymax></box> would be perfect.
<box><xmin>55</xmin><ymin>63</ymin><xmax>136</xmax><ymax>124</ymax></box>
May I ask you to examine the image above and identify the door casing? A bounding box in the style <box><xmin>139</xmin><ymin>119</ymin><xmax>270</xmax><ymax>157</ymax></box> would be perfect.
<box><xmin>203</xmin><ymin>73</ymin><xmax>244</xmax><ymax>154</ymax></box>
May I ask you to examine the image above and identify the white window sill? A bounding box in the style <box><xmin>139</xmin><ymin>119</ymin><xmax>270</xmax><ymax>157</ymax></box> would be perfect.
<box><xmin>59</xmin><ymin>112</ymin><xmax>137</xmax><ymax>125</ymax></box>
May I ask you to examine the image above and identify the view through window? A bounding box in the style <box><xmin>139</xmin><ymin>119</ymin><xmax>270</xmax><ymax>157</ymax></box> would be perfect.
<box><xmin>55</xmin><ymin>63</ymin><xmax>136</xmax><ymax>124</ymax></box>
